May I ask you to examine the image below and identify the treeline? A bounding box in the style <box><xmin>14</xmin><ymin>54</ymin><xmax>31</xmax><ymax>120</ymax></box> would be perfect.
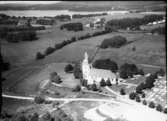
<box><xmin>72</xmin><ymin>13</ymin><xmax>107</xmax><ymax>19</ymax></box>
<box><xmin>105</xmin><ymin>14</ymin><xmax>164</xmax><ymax>31</ymax></box>
<box><xmin>36</xmin><ymin>30</ymin><xmax>110</xmax><ymax>60</ymax></box>
<box><xmin>151</xmin><ymin>27</ymin><xmax>166</xmax><ymax>35</ymax></box>
<box><xmin>100</xmin><ymin>35</ymin><xmax>127</xmax><ymax>48</ymax></box>
<box><xmin>54</xmin><ymin>15</ymin><xmax>71</xmax><ymax>21</ymax></box>
<box><xmin>1</xmin><ymin>107</ymin><xmax>73</xmax><ymax>121</ymax></box>
<box><xmin>60</xmin><ymin>22</ymin><xmax>83</xmax><ymax>31</ymax></box>
<box><xmin>0</xmin><ymin>54</ymin><xmax>10</xmax><ymax>72</ymax></box>
<box><xmin>0</xmin><ymin>26</ymin><xmax>45</xmax><ymax>42</ymax></box>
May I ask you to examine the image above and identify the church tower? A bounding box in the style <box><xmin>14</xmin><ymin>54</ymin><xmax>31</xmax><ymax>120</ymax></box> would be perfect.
<box><xmin>82</xmin><ymin>52</ymin><xmax>91</xmax><ymax>80</ymax></box>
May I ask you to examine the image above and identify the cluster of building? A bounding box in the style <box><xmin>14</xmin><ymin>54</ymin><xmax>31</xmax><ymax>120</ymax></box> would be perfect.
<box><xmin>85</xmin><ymin>17</ymin><xmax>106</xmax><ymax>29</ymax></box>
<box><xmin>147</xmin><ymin>17</ymin><xmax>166</xmax><ymax>25</ymax></box>
<box><xmin>144</xmin><ymin>75</ymin><xmax>166</xmax><ymax>106</ymax></box>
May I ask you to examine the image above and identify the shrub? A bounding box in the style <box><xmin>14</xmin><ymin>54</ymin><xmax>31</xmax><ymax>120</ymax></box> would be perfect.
<box><xmin>50</xmin><ymin>72</ymin><xmax>62</xmax><ymax>84</ymax></box>
<box><xmin>156</xmin><ymin>104</ymin><xmax>163</xmax><ymax>112</ymax></box>
<box><xmin>120</xmin><ymin>88</ymin><xmax>126</xmax><ymax>95</ymax></box>
<box><xmin>72</xmin><ymin>85</ymin><xmax>81</xmax><ymax>92</ymax></box>
<box><xmin>34</xmin><ymin>95</ymin><xmax>45</xmax><ymax>104</ymax></box>
<box><xmin>129</xmin><ymin>92</ymin><xmax>137</xmax><ymax>100</ymax></box>
<box><xmin>36</xmin><ymin>52</ymin><xmax>45</xmax><ymax>60</ymax></box>
<box><xmin>135</xmin><ymin>95</ymin><xmax>141</xmax><ymax>102</ymax></box>
<box><xmin>41</xmin><ymin>112</ymin><xmax>52</xmax><ymax>121</ymax></box>
<box><xmin>149</xmin><ymin>101</ymin><xmax>155</xmax><ymax>108</ymax></box>
<box><xmin>100</xmin><ymin>35</ymin><xmax>127</xmax><ymax>48</ymax></box>
<box><xmin>64</xmin><ymin>64</ymin><xmax>74</xmax><ymax>73</ymax></box>
<box><xmin>142</xmin><ymin>100</ymin><xmax>147</xmax><ymax>105</ymax></box>
<box><xmin>100</xmin><ymin>78</ymin><xmax>106</xmax><ymax>87</ymax></box>
<box><xmin>30</xmin><ymin>113</ymin><xmax>39</xmax><ymax>121</ymax></box>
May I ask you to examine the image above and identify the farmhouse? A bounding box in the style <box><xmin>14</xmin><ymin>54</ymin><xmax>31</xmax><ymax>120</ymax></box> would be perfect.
<box><xmin>82</xmin><ymin>52</ymin><xmax>117</xmax><ymax>85</ymax></box>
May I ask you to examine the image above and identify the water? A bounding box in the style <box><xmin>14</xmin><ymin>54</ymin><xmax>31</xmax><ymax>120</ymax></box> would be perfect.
<box><xmin>0</xmin><ymin>10</ymin><xmax>130</xmax><ymax>17</ymax></box>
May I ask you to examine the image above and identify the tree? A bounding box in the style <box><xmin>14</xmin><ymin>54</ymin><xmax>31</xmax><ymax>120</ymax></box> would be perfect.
<box><xmin>157</xmin><ymin>68</ymin><xmax>165</xmax><ymax>76</ymax></box>
<box><xmin>149</xmin><ymin>101</ymin><xmax>155</xmax><ymax>108</ymax></box>
<box><xmin>120</xmin><ymin>63</ymin><xmax>139</xmax><ymax>79</ymax></box>
<box><xmin>64</xmin><ymin>64</ymin><xmax>74</xmax><ymax>73</ymax></box>
<box><xmin>136</xmin><ymin>83</ymin><xmax>145</xmax><ymax>94</ymax></box>
<box><xmin>141</xmin><ymin>92</ymin><xmax>145</xmax><ymax>98</ymax></box>
<box><xmin>81</xmin><ymin>79</ymin><xmax>88</xmax><ymax>87</ymax></box>
<box><xmin>100</xmin><ymin>78</ymin><xmax>106</xmax><ymax>87</ymax></box>
<box><xmin>36</xmin><ymin>52</ymin><xmax>45</xmax><ymax>60</ymax></box>
<box><xmin>156</xmin><ymin>104</ymin><xmax>163</xmax><ymax>112</ymax></box>
<box><xmin>44</xmin><ymin>47</ymin><xmax>55</xmax><ymax>55</ymax></box>
<box><xmin>120</xmin><ymin>88</ymin><xmax>126</xmax><ymax>95</ymax></box>
<box><xmin>106</xmin><ymin>78</ymin><xmax>112</xmax><ymax>86</ymax></box>
<box><xmin>129</xmin><ymin>92</ymin><xmax>137</xmax><ymax>100</ymax></box>
<box><xmin>93</xmin><ymin>59</ymin><xmax>118</xmax><ymax>73</ymax></box>
<box><xmin>138</xmin><ymin>69</ymin><xmax>144</xmax><ymax>76</ymax></box>
<box><xmin>50</xmin><ymin>72</ymin><xmax>62</xmax><ymax>84</ymax></box>
<box><xmin>15</xmin><ymin>114</ymin><xmax>28</xmax><ymax>121</ymax></box>
<box><xmin>142</xmin><ymin>100</ymin><xmax>147</xmax><ymax>105</ymax></box>
<box><xmin>144</xmin><ymin>74</ymin><xmax>156</xmax><ymax>89</ymax></box>
<box><xmin>73</xmin><ymin>63</ymin><xmax>82</xmax><ymax>79</ymax></box>
<box><xmin>163</xmin><ymin>108</ymin><xmax>167</xmax><ymax>114</ymax></box>
<box><xmin>135</xmin><ymin>95</ymin><xmax>141</xmax><ymax>102</ymax></box>
<box><xmin>92</xmin><ymin>82</ymin><xmax>98</xmax><ymax>91</ymax></box>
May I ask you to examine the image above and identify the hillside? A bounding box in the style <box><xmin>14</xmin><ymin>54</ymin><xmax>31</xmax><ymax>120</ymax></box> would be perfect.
<box><xmin>0</xmin><ymin>1</ymin><xmax>166</xmax><ymax>11</ymax></box>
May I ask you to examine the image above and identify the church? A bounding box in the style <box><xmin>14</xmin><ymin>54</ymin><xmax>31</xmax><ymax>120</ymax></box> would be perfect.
<box><xmin>81</xmin><ymin>52</ymin><xmax>118</xmax><ymax>85</ymax></box>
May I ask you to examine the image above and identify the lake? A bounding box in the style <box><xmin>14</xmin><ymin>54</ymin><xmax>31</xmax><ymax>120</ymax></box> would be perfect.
<box><xmin>0</xmin><ymin>10</ymin><xmax>130</xmax><ymax>17</ymax></box>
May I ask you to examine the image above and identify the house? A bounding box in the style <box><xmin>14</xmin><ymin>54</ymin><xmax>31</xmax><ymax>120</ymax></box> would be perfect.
<box><xmin>17</xmin><ymin>19</ymin><xmax>31</xmax><ymax>27</ymax></box>
<box><xmin>36</xmin><ymin>17</ymin><xmax>55</xmax><ymax>25</ymax></box>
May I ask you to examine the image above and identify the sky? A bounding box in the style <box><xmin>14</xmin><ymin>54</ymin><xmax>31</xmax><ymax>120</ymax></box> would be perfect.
<box><xmin>0</xmin><ymin>1</ymin><xmax>61</xmax><ymax>4</ymax></box>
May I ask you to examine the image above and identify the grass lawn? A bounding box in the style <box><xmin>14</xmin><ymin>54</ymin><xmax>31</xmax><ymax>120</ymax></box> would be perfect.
<box><xmin>62</xmin><ymin>101</ymin><xmax>102</xmax><ymax>121</ymax></box>
<box><xmin>2</xmin><ymin>97</ymin><xmax>34</xmax><ymax>114</ymax></box>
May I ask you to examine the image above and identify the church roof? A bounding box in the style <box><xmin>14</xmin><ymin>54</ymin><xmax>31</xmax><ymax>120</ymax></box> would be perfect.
<box><xmin>90</xmin><ymin>68</ymin><xmax>116</xmax><ymax>79</ymax></box>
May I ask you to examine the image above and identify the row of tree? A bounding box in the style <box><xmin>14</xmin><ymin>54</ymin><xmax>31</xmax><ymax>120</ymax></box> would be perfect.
<box><xmin>105</xmin><ymin>14</ymin><xmax>164</xmax><ymax>31</ymax></box>
<box><xmin>36</xmin><ymin>29</ymin><xmax>110</xmax><ymax>60</ymax></box>
<box><xmin>72</xmin><ymin>13</ymin><xmax>107</xmax><ymax>19</ymax></box>
<box><xmin>129</xmin><ymin>92</ymin><xmax>167</xmax><ymax>113</ymax></box>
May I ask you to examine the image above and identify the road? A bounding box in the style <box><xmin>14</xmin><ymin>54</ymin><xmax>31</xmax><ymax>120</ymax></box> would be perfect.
<box><xmin>2</xmin><ymin>93</ymin><xmax>120</xmax><ymax>104</ymax></box>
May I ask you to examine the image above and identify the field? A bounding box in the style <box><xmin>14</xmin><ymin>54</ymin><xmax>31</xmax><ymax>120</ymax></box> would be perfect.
<box><xmin>2</xmin><ymin>62</ymin><xmax>80</xmax><ymax>96</ymax></box>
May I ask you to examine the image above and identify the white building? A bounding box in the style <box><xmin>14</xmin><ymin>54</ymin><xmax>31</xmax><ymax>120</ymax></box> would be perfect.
<box><xmin>82</xmin><ymin>52</ymin><xmax>117</xmax><ymax>85</ymax></box>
